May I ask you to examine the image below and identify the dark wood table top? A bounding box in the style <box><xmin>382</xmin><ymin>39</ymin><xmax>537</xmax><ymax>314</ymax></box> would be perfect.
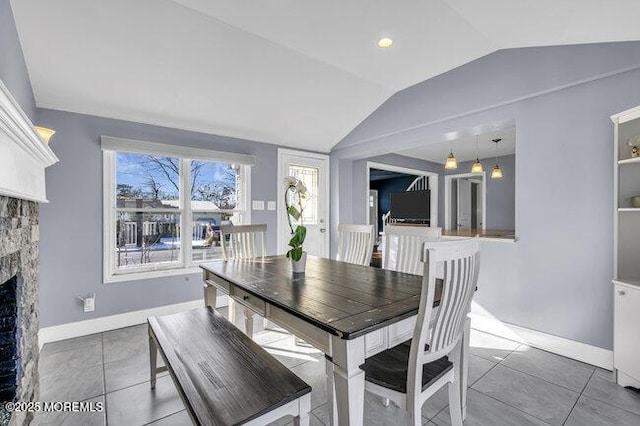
<box><xmin>201</xmin><ymin>255</ymin><xmax>440</xmax><ymax>340</ymax></box>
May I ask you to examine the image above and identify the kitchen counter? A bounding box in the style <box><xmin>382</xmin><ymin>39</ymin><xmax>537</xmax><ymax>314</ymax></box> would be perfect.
<box><xmin>442</xmin><ymin>229</ymin><xmax>516</xmax><ymax>241</ymax></box>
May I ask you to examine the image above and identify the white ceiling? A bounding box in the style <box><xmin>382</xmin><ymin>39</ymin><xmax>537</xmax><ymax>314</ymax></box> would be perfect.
<box><xmin>10</xmin><ymin>0</ymin><xmax>640</xmax><ymax>152</ymax></box>
<box><xmin>400</xmin><ymin>128</ymin><xmax>516</xmax><ymax>164</ymax></box>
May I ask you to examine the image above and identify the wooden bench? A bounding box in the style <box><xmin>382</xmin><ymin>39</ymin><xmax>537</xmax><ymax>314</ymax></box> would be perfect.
<box><xmin>148</xmin><ymin>307</ymin><xmax>312</xmax><ymax>426</ymax></box>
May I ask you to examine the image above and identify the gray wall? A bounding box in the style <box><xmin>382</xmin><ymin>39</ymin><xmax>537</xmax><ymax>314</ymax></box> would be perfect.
<box><xmin>444</xmin><ymin>154</ymin><xmax>516</xmax><ymax>230</ymax></box>
<box><xmin>0</xmin><ymin>0</ymin><xmax>36</xmax><ymax>120</ymax></box>
<box><xmin>331</xmin><ymin>42</ymin><xmax>640</xmax><ymax>350</ymax></box>
<box><xmin>36</xmin><ymin>108</ymin><xmax>281</xmax><ymax>327</ymax></box>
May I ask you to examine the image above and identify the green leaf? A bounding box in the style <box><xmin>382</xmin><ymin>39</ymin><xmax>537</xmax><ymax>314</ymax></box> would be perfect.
<box><xmin>295</xmin><ymin>225</ymin><xmax>307</xmax><ymax>245</ymax></box>
<box><xmin>289</xmin><ymin>247</ymin><xmax>303</xmax><ymax>261</ymax></box>
<box><xmin>288</xmin><ymin>225</ymin><xmax>307</xmax><ymax>249</ymax></box>
<box><xmin>287</xmin><ymin>205</ymin><xmax>301</xmax><ymax>220</ymax></box>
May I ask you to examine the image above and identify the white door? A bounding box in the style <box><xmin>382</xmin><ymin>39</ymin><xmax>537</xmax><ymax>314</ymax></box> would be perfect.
<box><xmin>457</xmin><ymin>179</ymin><xmax>472</xmax><ymax>230</ymax></box>
<box><xmin>277</xmin><ymin>149</ymin><xmax>330</xmax><ymax>257</ymax></box>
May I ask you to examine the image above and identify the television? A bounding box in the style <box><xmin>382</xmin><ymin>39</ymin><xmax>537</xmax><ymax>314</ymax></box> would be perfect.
<box><xmin>390</xmin><ymin>190</ymin><xmax>430</xmax><ymax>222</ymax></box>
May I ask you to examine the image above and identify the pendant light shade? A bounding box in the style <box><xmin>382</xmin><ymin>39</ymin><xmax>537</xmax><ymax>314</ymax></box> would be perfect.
<box><xmin>470</xmin><ymin>135</ymin><xmax>483</xmax><ymax>174</ymax></box>
<box><xmin>491</xmin><ymin>138</ymin><xmax>503</xmax><ymax>179</ymax></box>
<box><xmin>471</xmin><ymin>159</ymin><xmax>483</xmax><ymax>174</ymax></box>
<box><xmin>444</xmin><ymin>150</ymin><xmax>458</xmax><ymax>169</ymax></box>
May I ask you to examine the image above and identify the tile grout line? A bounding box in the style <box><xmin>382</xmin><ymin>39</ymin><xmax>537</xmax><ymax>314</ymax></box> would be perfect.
<box><xmin>490</xmin><ymin>353</ymin><xmax>589</xmax><ymax>395</ymax></box>
<box><xmin>471</xmin><ymin>362</ymin><xmax>581</xmax><ymax>423</ymax></box>
<box><xmin>101</xmin><ymin>332</ymin><xmax>109</xmax><ymax>426</ymax></box>
<box><xmin>140</xmin><ymin>409</ymin><xmax>185</xmax><ymax>426</ymax></box>
<box><xmin>561</xmin><ymin>368</ymin><xmax>596</xmax><ymax>426</ymax></box>
<box><xmin>576</xmin><ymin>379</ymin><xmax>640</xmax><ymax>419</ymax></box>
<box><xmin>470</xmin><ymin>388</ymin><xmax>555</xmax><ymax>425</ymax></box>
<box><xmin>426</xmin><ymin>346</ymin><xmax>516</xmax><ymax>423</ymax></box>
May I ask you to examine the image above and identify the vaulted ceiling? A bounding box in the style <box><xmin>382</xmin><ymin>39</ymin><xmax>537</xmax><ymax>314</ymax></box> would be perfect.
<box><xmin>11</xmin><ymin>0</ymin><xmax>640</xmax><ymax>152</ymax></box>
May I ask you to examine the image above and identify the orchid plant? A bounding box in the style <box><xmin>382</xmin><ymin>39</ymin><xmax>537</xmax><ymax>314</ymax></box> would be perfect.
<box><xmin>283</xmin><ymin>176</ymin><xmax>308</xmax><ymax>262</ymax></box>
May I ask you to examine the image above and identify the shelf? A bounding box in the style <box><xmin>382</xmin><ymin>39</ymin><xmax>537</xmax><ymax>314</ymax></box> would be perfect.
<box><xmin>613</xmin><ymin>278</ymin><xmax>640</xmax><ymax>289</ymax></box>
<box><xmin>618</xmin><ymin>157</ymin><xmax>640</xmax><ymax>165</ymax></box>
<box><xmin>618</xmin><ymin>208</ymin><xmax>640</xmax><ymax>212</ymax></box>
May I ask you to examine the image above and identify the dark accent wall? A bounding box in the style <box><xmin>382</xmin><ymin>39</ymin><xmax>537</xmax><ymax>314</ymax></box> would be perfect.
<box><xmin>370</xmin><ymin>175</ymin><xmax>416</xmax><ymax>230</ymax></box>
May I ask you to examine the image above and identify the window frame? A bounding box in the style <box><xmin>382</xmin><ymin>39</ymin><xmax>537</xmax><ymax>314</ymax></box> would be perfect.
<box><xmin>102</xmin><ymin>137</ymin><xmax>253</xmax><ymax>283</ymax></box>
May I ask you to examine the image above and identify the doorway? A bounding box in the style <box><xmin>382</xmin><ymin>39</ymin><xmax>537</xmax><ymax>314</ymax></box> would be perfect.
<box><xmin>445</xmin><ymin>172</ymin><xmax>486</xmax><ymax>231</ymax></box>
<box><xmin>366</xmin><ymin>162</ymin><xmax>439</xmax><ymax>237</ymax></box>
<box><xmin>277</xmin><ymin>148</ymin><xmax>330</xmax><ymax>257</ymax></box>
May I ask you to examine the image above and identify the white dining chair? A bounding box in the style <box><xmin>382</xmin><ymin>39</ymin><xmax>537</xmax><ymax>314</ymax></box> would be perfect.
<box><xmin>382</xmin><ymin>225</ymin><xmax>442</xmax><ymax>274</ymax></box>
<box><xmin>336</xmin><ymin>224</ymin><xmax>375</xmax><ymax>266</ymax></box>
<box><xmin>359</xmin><ymin>237</ymin><xmax>480</xmax><ymax>426</ymax></box>
<box><xmin>220</xmin><ymin>224</ymin><xmax>267</xmax><ymax>261</ymax></box>
<box><xmin>220</xmin><ymin>224</ymin><xmax>267</xmax><ymax>337</ymax></box>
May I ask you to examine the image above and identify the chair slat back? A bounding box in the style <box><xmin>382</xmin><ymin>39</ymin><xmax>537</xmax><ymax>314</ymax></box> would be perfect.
<box><xmin>382</xmin><ymin>225</ymin><xmax>442</xmax><ymax>274</ymax></box>
<box><xmin>220</xmin><ymin>224</ymin><xmax>267</xmax><ymax>260</ymax></box>
<box><xmin>336</xmin><ymin>224</ymin><xmax>375</xmax><ymax>266</ymax></box>
<box><xmin>413</xmin><ymin>237</ymin><xmax>480</xmax><ymax>362</ymax></box>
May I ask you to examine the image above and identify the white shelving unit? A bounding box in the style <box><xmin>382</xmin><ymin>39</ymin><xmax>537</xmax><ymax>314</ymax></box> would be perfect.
<box><xmin>611</xmin><ymin>105</ymin><xmax>640</xmax><ymax>388</ymax></box>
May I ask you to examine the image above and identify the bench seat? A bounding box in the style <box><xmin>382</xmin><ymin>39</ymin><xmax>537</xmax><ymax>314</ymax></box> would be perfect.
<box><xmin>148</xmin><ymin>307</ymin><xmax>311</xmax><ymax>426</ymax></box>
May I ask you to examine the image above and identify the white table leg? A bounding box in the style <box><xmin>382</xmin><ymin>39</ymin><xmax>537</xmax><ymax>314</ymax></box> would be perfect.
<box><xmin>325</xmin><ymin>359</ymin><xmax>338</xmax><ymax>426</ymax></box>
<box><xmin>461</xmin><ymin>317</ymin><xmax>471</xmax><ymax>420</ymax></box>
<box><xmin>331</xmin><ymin>335</ymin><xmax>365</xmax><ymax>426</ymax></box>
<box><xmin>203</xmin><ymin>283</ymin><xmax>217</xmax><ymax>308</ymax></box>
<box><xmin>244</xmin><ymin>308</ymin><xmax>255</xmax><ymax>337</ymax></box>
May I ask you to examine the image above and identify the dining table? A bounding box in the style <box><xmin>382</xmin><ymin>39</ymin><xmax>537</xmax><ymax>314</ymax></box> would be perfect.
<box><xmin>200</xmin><ymin>255</ymin><xmax>470</xmax><ymax>426</ymax></box>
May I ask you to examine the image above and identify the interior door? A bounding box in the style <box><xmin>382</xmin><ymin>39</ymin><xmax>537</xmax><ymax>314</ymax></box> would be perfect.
<box><xmin>457</xmin><ymin>179</ymin><xmax>471</xmax><ymax>230</ymax></box>
<box><xmin>278</xmin><ymin>149</ymin><xmax>330</xmax><ymax>257</ymax></box>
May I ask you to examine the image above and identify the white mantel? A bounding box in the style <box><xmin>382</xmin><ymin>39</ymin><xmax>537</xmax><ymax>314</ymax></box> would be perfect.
<box><xmin>0</xmin><ymin>80</ymin><xmax>58</xmax><ymax>203</ymax></box>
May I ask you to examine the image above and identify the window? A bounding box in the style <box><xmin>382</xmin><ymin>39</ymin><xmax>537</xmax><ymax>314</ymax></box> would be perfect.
<box><xmin>102</xmin><ymin>137</ymin><xmax>253</xmax><ymax>282</ymax></box>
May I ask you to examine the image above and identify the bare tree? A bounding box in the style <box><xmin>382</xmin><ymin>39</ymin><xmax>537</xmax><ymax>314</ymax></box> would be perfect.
<box><xmin>144</xmin><ymin>174</ymin><xmax>162</xmax><ymax>200</ymax></box>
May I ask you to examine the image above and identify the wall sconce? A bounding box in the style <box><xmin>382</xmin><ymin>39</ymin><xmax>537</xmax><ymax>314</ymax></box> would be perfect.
<box><xmin>35</xmin><ymin>126</ymin><xmax>56</xmax><ymax>144</ymax></box>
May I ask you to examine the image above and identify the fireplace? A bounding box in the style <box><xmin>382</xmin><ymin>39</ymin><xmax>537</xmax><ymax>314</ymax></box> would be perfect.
<box><xmin>0</xmin><ymin>197</ymin><xmax>40</xmax><ymax>426</ymax></box>
<box><xmin>0</xmin><ymin>276</ymin><xmax>19</xmax><ymax>404</ymax></box>
<box><xmin>0</xmin><ymin>75</ymin><xmax>58</xmax><ymax>425</ymax></box>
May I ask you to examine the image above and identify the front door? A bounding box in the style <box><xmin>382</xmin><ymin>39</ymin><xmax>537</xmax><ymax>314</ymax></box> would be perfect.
<box><xmin>277</xmin><ymin>149</ymin><xmax>330</xmax><ymax>257</ymax></box>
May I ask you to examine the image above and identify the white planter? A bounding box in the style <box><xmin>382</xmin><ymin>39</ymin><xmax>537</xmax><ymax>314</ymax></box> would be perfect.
<box><xmin>291</xmin><ymin>251</ymin><xmax>307</xmax><ymax>274</ymax></box>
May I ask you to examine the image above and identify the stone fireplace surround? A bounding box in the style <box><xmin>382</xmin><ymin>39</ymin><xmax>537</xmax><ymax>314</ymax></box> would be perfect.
<box><xmin>0</xmin><ymin>79</ymin><xmax>57</xmax><ymax>425</ymax></box>
<box><xmin>0</xmin><ymin>196</ymin><xmax>40</xmax><ymax>426</ymax></box>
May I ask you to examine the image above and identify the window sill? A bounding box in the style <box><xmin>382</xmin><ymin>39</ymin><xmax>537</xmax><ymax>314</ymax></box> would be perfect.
<box><xmin>104</xmin><ymin>266</ymin><xmax>203</xmax><ymax>284</ymax></box>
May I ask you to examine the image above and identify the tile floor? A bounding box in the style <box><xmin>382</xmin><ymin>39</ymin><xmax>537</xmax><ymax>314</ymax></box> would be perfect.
<box><xmin>33</xmin><ymin>315</ymin><xmax>640</xmax><ymax>426</ymax></box>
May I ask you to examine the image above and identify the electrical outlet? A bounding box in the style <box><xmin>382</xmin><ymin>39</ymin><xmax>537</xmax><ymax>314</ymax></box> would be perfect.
<box><xmin>267</xmin><ymin>201</ymin><xmax>276</xmax><ymax>211</ymax></box>
<box><xmin>83</xmin><ymin>296</ymin><xmax>95</xmax><ymax>312</ymax></box>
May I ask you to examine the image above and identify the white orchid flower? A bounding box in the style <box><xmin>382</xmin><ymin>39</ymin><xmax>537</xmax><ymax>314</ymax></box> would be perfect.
<box><xmin>295</xmin><ymin>179</ymin><xmax>307</xmax><ymax>195</ymax></box>
<box><xmin>284</xmin><ymin>176</ymin><xmax>298</xmax><ymax>188</ymax></box>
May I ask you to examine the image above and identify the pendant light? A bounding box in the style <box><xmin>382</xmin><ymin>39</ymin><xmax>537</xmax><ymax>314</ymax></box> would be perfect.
<box><xmin>491</xmin><ymin>138</ymin><xmax>503</xmax><ymax>179</ymax></box>
<box><xmin>444</xmin><ymin>140</ymin><xmax>458</xmax><ymax>169</ymax></box>
<box><xmin>470</xmin><ymin>135</ymin><xmax>483</xmax><ymax>174</ymax></box>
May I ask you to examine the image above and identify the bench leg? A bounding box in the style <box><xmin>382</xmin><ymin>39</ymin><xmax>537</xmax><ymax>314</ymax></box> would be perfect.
<box><xmin>149</xmin><ymin>333</ymin><xmax>158</xmax><ymax>389</ymax></box>
<box><xmin>294</xmin><ymin>393</ymin><xmax>311</xmax><ymax>426</ymax></box>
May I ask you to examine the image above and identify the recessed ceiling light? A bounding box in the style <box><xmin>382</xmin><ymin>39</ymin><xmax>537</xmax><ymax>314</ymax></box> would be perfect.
<box><xmin>377</xmin><ymin>37</ymin><xmax>393</xmax><ymax>48</ymax></box>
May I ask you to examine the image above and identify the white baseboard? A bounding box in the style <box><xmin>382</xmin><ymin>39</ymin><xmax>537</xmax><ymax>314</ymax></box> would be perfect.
<box><xmin>469</xmin><ymin>313</ymin><xmax>613</xmax><ymax>370</ymax></box>
<box><xmin>39</xmin><ymin>295</ymin><xmax>228</xmax><ymax>349</ymax></box>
